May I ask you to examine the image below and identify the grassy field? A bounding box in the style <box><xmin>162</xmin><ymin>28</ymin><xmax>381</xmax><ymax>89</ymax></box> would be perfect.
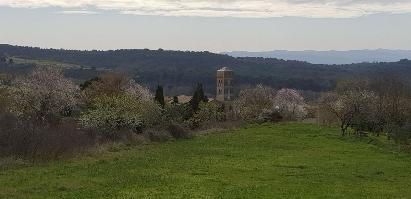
<box><xmin>11</xmin><ymin>57</ymin><xmax>83</xmax><ymax>69</ymax></box>
<box><xmin>1</xmin><ymin>123</ymin><xmax>411</xmax><ymax>198</ymax></box>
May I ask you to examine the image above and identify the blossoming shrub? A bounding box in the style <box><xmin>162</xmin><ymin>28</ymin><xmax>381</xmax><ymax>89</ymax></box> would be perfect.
<box><xmin>80</xmin><ymin>94</ymin><xmax>161</xmax><ymax>138</ymax></box>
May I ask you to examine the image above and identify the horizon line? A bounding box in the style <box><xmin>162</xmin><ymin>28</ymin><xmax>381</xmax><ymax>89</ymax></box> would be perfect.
<box><xmin>2</xmin><ymin>43</ymin><xmax>411</xmax><ymax>54</ymax></box>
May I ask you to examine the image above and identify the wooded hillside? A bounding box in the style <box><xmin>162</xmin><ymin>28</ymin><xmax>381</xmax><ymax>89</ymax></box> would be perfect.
<box><xmin>1</xmin><ymin>44</ymin><xmax>410</xmax><ymax>95</ymax></box>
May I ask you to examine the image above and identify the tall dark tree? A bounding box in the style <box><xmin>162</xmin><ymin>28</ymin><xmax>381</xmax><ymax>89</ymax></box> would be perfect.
<box><xmin>190</xmin><ymin>83</ymin><xmax>208</xmax><ymax>113</ymax></box>
<box><xmin>0</xmin><ymin>56</ymin><xmax>6</xmax><ymax>63</ymax></box>
<box><xmin>172</xmin><ymin>96</ymin><xmax>179</xmax><ymax>104</ymax></box>
<box><xmin>155</xmin><ymin>85</ymin><xmax>165</xmax><ymax>108</ymax></box>
<box><xmin>80</xmin><ymin>77</ymin><xmax>101</xmax><ymax>90</ymax></box>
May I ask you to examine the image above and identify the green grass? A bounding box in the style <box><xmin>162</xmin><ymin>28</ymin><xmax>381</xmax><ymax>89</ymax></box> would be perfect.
<box><xmin>1</xmin><ymin>123</ymin><xmax>411</xmax><ymax>199</ymax></box>
<box><xmin>11</xmin><ymin>57</ymin><xmax>83</xmax><ymax>69</ymax></box>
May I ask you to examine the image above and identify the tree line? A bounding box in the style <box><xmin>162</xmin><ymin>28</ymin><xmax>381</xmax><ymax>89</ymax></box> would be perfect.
<box><xmin>320</xmin><ymin>78</ymin><xmax>411</xmax><ymax>143</ymax></box>
<box><xmin>0</xmin><ymin>65</ymin><xmax>310</xmax><ymax>161</ymax></box>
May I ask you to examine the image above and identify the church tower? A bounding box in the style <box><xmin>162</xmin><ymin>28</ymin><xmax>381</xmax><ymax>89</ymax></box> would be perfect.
<box><xmin>216</xmin><ymin>67</ymin><xmax>233</xmax><ymax>101</ymax></box>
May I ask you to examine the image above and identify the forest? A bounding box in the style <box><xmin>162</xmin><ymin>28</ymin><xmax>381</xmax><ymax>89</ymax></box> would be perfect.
<box><xmin>1</xmin><ymin>44</ymin><xmax>411</xmax><ymax>96</ymax></box>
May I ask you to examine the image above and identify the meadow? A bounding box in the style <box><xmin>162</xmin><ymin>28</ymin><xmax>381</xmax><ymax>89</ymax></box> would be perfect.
<box><xmin>1</xmin><ymin>123</ymin><xmax>411</xmax><ymax>199</ymax></box>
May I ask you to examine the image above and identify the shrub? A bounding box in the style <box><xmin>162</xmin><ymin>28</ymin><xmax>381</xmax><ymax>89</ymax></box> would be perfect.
<box><xmin>144</xmin><ymin>129</ymin><xmax>172</xmax><ymax>142</ymax></box>
<box><xmin>0</xmin><ymin>67</ymin><xmax>89</xmax><ymax>161</ymax></box>
<box><xmin>163</xmin><ymin>103</ymin><xmax>192</xmax><ymax>123</ymax></box>
<box><xmin>386</xmin><ymin>124</ymin><xmax>411</xmax><ymax>144</ymax></box>
<box><xmin>195</xmin><ymin>101</ymin><xmax>225</xmax><ymax>123</ymax></box>
<box><xmin>257</xmin><ymin>109</ymin><xmax>283</xmax><ymax>123</ymax></box>
<box><xmin>82</xmin><ymin>72</ymin><xmax>153</xmax><ymax>105</ymax></box>
<box><xmin>0</xmin><ymin>84</ymin><xmax>11</xmax><ymax>114</ymax></box>
<box><xmin>9</xmin><ymin>65</ymin><xmax>79</xmax><ymax>125</ymax></box>
<box><xmin>166</xmin><ymin>123</ymin><xmax>192</xmax><ymax>139</ymax></box>
<box><xmin>233</xmin><ymin>85</ymin><xmax>276</xmax><ymax>122</ymax></box>
<box><xmin>185</xmin><ymin>116</ymin><xmax>202</xmax><ymax>130</ymax></box>
<box><xmin>79</xmin><ymin>94</ymin><xmax>161</xmax><ymax>138</ymax></box>
<box><xmin>0</xmin><ymin>116</ymin><xmax>91</xmax><ymax>161</ymax></box>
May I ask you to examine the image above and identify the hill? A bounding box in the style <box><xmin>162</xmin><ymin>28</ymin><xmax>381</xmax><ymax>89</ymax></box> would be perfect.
<box><xmin>223</xmin><ymin>49</ymin><xmax>411</xmax><ymax>65</ymax></box>
<box><xmin>1</xmin><ymin>44</ymin><xmax>411</xmax><ymax>96</ymax></box>
<box><xmin>1</xmin><ymin>123</ymin><xmax>411</xmax><ymax>198</ymax></box>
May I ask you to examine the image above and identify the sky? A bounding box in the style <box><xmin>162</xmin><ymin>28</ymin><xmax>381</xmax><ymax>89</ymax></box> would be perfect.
<box><xmin>0</xmin><ymin>0</ymin><xmax>411</xmax><ymax>52</ymax></box>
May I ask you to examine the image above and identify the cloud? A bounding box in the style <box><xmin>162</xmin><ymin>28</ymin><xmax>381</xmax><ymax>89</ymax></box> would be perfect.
<box><xmin>0</xmin><ymin>0</ymin><xmax>411</xmax><ymax>18</ymax></box>
<box><xmin>58</xmin><ymin>10</ymin><xmax>98</xmax><ymax>15</ymax></box>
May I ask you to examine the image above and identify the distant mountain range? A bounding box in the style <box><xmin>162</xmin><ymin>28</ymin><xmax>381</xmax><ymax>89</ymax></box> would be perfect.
<box><xmin>222</xmin><ymin>49</ymin><xmax>411</xmax><ymax>65</ymax></box>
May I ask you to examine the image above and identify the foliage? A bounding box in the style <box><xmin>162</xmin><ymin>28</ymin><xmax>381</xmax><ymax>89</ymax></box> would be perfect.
<box><xmin>125</xmin><ymin>79</ymin><xmax>154</xmax><ymax>102</ymax></box>
<box><xmin>0</xmin><ymin>56</ymin><xmax>6</xmax><ymax>63</ymax></box>
<box><xmin>172</xmin><ymin>96</ymin><xmax>179</xmax><ymax>104</ymax></box>
<box><xmin>195</xmin><ymin>101</ymin><xmax>225</xmax><ymax>123</ymax></box>
<box><xmin>189</xmin><ymin>83</ymin><xmax>208</xmax><ymax>114</ymax></box>
<box><xmin>0</xmin><ymin>117</ymin><xmax>91</xmax><ymax>160</ymax></box>
<box><xmin>0</xmin><ymin>67</ymin><xmax>87</xmax><ymax>160</ymax></box>
<box><xmin>9</xmin><ymin>65</ymin><xmax>78</xmax><ymax>125</ymax></box>
<box><xmin>79</xmin><ymin>94</ymin><xmax>161</xmax><ymax>136</ymax></box>
<box><xmin>154</xmin><ymin>85</ymin><xmax>165</xmax><ymax>108</ymax></box>
<box><xmin>320</xmin><ymin>89</ymin><xmax>377</xmax><ymax>136</ymax></box>
<box><xmin>81</xmin><ymin>72</ymin><xmax>153</xmax><ymax>108</ymax></box>
<box><xmin>370</xmin><ymin>77</ymin><xmax>411</xmax><ymax>132</ymax></box>
<box><xmin>0</xmin><ymin>75</ymin><xmax>12</xmax><ymax>114</ymax></box>
<box><xmin>4</xmin><ymin>45</ymin><xmax>411</xmax><ymax>96</ymax></box>
<box><xmin>163</xmin><ymin>103</ymin><xmax>192</xmax><ymax>124</ymax></box>
<box><xmin>166</xmin><ymin>123</ymin><xmax>192</xmax><ymax>139</ymax></box>
<box><xmin>320</xmin><ymin>78</ymin><xmax>411</xmax><ymax>140</ymax></box>
<box><xmin>79</xmin><ymin>76</ymin><xmax>101</xmax><ymax>90</ymax></box>
<box><xmin>233</xmin><ymin>84</ymin><xmax>276</xmax><ymax>122</ymax></box>
<box><xmin>386</xmin><ymin>124</ymin><xmax>411</xmax><ymax>144</ymax></box>
<box><xmin>274</xmin><ymin>88</ymin><xmax>307</xmax><ymax>120</ymax></box>
<box><xmin>257</xmin><ymin>109</ymin><xmax>283</xmax><ymax>123</ymax></box>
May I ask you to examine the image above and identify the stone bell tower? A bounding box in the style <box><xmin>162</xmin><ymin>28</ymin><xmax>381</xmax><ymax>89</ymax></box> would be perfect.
<box><xmin>216</xmin><ymin>67</ymin><xmax>233</xmax><ymax>102</ymax></box>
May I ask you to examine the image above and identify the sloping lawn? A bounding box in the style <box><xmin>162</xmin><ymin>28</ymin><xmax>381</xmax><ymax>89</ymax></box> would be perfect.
<box><xmin>1</xmin><ymin>123</ymin><xmax>411</xmax><ymax>198</ymax></box>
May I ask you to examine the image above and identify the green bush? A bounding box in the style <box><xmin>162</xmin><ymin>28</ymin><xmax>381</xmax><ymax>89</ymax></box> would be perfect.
<box><xmin>163</xmin><ymin>103</ymin><xmax>191</xmax><ymax>123</ymax></box>
<box><xmin>257</xmin><ymin>109</ymin><xmax>283</xmax><ymax>124</ymax></box>
<box><xmin>166</xmin><ymin>123</ymin><xmax>192</xmax><ymax>139</ymax></box>
<box><xmin>195</xmin><ymin>101</ymin><xmax>225</xmax><ymax>123</ymax></box>
<box><xmin>386</xmin><ymin>124</ymin><xmax>411</xmax><ymax>144</ymax></box>
<box><xmin>80</xmin><ymin>94</ymin><xmax>161</xmax><ymax>135</ymax></box>
<box><xmin>185</xmin><ymin>116</ymin><xmax>202</xmax><ymax>129</ymax></box>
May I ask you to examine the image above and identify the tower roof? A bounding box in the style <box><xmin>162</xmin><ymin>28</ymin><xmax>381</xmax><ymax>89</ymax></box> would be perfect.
<box><xmin>218</xmin><ymin>67</ymin><xmax>232</xmax><ymax>71</ymax></box>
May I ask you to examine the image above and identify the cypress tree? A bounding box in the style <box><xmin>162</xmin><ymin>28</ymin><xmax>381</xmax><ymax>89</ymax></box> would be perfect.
<box><xmin>154</xmin><ymin>85</ymin><xmax>165</xmax><ymax>108</ymax></box>
<box><xmin>197</xmin><ymin>83</ymin><xmax>208</xmax><ymax>103</ymax></box>
<box><xmin>190</xmin><ymin>83</ymin><xmax>208</xmax><ymax>113</ymax></box>
<box><xmin>172</xmin><ymin>96</ymin><xmax>179</xmax><ymax>104</ymax></box>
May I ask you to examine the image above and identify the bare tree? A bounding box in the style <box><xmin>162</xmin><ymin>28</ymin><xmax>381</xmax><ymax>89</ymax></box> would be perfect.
<box><xmin>370</xmin><ymin>77</ymin><xmax>411</xmax><ymax>140</ymax></box>
<box><xmin>321</xmin><ymin>79</ymin><xmax>385</xmax><ymax>136</ymax></box>
<box><xmin>320</xmin><ymin>92</ymin><xmax>354</xmax><ymax>136</ymax></box>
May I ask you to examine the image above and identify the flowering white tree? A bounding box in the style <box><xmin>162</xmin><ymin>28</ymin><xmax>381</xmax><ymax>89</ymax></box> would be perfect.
<box><xmin>124</xmin><ymin>79</ymin><xmax>153</xmax><ymax>102</ymax></box>
<box><xmin>320</xmin><ymin>89</ymin><xmax>378</xmax><ymax>136</ymax></box>
<box><xmin>79</xmin><ymin>94</ymin><xmax>161</xmax><ymax>136</ymax></box>
<box><xmin>82</xmin><ymin>72</ymin><xmax>153</xmax><ymax>102</ymax></box>
<box><xmin>274</xmin><ymin>88</ymin><xmax>307</xmax><ymax>120</ymax></box>
<box><xmin>233</xmin><ymin>84</ymin><xmax>276</xmax><ymax>121</ymax></box>
<box><xmin>10</xmin><ymin>65</ymin><xmax>78</xmax><ymax>124</ymax></box>
<box><xmin>79</xmin><ymin>72</ymin><xmax>159</xmax><ymax>136</ymax></box>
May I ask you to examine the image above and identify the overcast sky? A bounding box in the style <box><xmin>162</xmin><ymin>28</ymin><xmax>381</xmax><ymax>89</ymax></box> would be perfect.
<box><xmin>0</xmin><ymin>0</ymin><xmax>411</xmax><ymax>52</ymax></box>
